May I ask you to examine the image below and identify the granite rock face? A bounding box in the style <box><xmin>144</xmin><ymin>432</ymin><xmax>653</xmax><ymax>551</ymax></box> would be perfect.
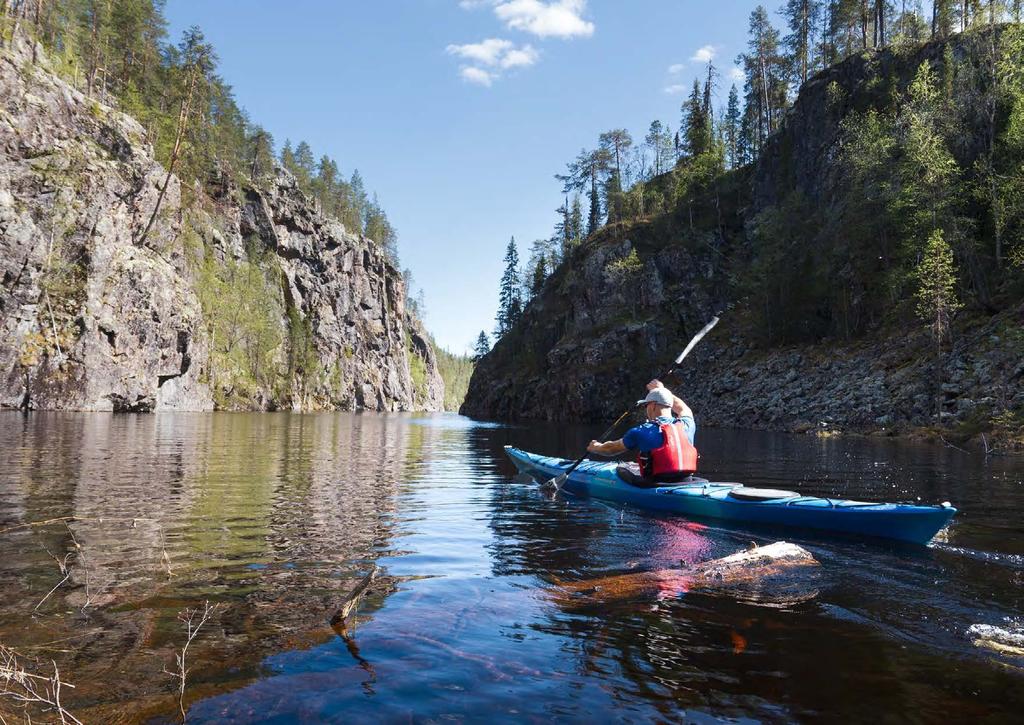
<box><xmin>0</xmin><ymin>37</ymin><xmax>442</xmax><ymax>412</ymax></box>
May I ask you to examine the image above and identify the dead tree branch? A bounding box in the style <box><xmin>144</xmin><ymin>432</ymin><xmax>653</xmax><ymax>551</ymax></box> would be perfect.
<box><xmin>0</xmin><ymin>644</ymin><xmax>82</xmax><ymax>724</ymax></box>
<box><xmin>165</xmin><ymin>601</ymin><xmax>219</xmax><ymax>722</ymax></box>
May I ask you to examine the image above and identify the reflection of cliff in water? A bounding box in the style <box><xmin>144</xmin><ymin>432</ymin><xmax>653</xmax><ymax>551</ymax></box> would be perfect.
<box><xmin>0</xmin><ymin>412</ymin><xmax>435</xmax><ymax>722</ymax></box>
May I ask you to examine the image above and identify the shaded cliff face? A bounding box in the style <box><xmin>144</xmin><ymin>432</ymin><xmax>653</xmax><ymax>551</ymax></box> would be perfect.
<box><xmin>0</xmin><ymin>38</ymin><xmax>442</xmax><ymax>412</ymax></box>
<box><xmin>462</xmin><ymin>32</ymin><xmax>1024</xmax><ymax>439</ymax></box>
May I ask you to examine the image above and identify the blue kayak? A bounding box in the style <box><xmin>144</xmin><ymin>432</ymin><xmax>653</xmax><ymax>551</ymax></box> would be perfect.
<box><xmin>505</xmin><ymin>446</ymin><xmax>956</xmax><ymax>545</ymax></box>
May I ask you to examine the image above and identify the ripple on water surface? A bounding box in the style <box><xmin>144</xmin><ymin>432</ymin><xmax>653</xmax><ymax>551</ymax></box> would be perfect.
<box><xmin>0</xmin><ymin>412</ymin><xmax>1022</xmax><ymax>722</ymax></box>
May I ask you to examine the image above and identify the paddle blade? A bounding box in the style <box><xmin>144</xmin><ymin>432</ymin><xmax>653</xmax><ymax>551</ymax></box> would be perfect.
<box><xmin>543</xmin><ymin>473</ymin><xmax>566</xmax><ymax>490</ymax></box>
<box><xmin>674</xmin><ymin>316</ymin><xmax>719</xmax><ymax>364</ymax></box>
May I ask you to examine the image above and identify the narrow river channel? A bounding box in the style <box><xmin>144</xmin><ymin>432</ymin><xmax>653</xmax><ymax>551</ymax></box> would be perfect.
<box><xmin>1</xmin><ymin>412</ymin><xmax>1021</xmax><ymax>722</ymax></box>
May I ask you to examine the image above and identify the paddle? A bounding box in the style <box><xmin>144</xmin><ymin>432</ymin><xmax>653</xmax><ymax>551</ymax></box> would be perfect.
<box><xmin>543</xmin><ymin>315</ymin><xmax>720</xmax><ymax>490</ymax></box>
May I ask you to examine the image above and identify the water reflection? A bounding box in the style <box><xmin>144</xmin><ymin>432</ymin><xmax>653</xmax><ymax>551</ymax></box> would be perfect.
<box><xmin>0</xmin><ymin>412</ymin><xmax>439</xmax><ymax>721</ymax></box>
<box><xmin>1</xmin><ymin>413</ymin><xmax>1022</xmax><ymax>722</ymax></box>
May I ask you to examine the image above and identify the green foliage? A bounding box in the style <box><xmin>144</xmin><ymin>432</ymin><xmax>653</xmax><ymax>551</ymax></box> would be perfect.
<box><xmin>433</xmin><ymin>341</ymin><xmax>474</xmax><ymax>411</ymax></box>
<box><xmin>604</xmin><ymin>248</ymin><xmax>643</xmax><ymax>282</ymax></box>
<box><xmin>286</xmin><ymin>304</ymin><xmax>321</xmax><ymax>407</ymax></box>
<box><xmin>406</xmin><ymin>331</ymin><xmax>428</xmax><ymax>404</ymax></box>
<box><xmin>913</xmin><ymin>229</ymin><xmax>962</xmax><ymax>343</ymax></box>
<box><xmin>196</xmin><ymin>250</ymin><xmax>284</xmax><ymax>407</ymax></box>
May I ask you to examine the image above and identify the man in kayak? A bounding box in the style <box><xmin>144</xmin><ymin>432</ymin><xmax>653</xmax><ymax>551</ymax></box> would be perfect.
<box><xmin>586</xmin><ymin>380</ymin><xmax>698</xmax><ymax>486</ymax></box>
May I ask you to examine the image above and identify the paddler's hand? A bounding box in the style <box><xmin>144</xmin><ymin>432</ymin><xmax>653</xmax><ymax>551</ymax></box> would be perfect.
<box><xmin>646</xmin><ymin>379</ymin><xmax>664</xmax><ymax>391</ymax></box>
<box><xmin>586</xmin><ymin>440</ymin><xmax>601</xmax><ymax>454</ymax></box>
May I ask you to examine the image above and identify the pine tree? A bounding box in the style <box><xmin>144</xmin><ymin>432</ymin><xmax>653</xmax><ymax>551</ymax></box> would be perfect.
<box><xmin>136</xmin><ymin>25</ymin><xmax>214</xmax><ymax>245</ymax></box>
<box><xmin>473</xmin><ymin>331</ymin><xmax>491</xmax><ymax>361</ymax></box>
<box><xmin>495</xmin><ymin>237</ymin><xmax>522</xmax><ymax>338</ymax></box>
<box><xmin>314</xmin><ymin>155</ymin><xmax>339</xmax><ymax>215</ymax></box>
<box><xmin>556</xmin><ymin>148</ymin><xmax>611</xmax><ymax>238</ymax></box>
<box><xmin>644</xmin><ymin>120</ymin><xmax>673</xmax><ymax>176</ymax></box>
<box><xmin>248</xmin><ymin>128</ymin><xmax>274</xmax><ymax>180</ymax></box>
<box><xmin>280</xmin><ymin>140</ymin><xmax>297</xmax><ymax>176</ymax></box>
<box><xmin>914</xmin><ymin>228</ymin><xmax>962</xmax><ymax>344</ymax></box>
<box><xmin>738</xmin><ymin>6</ymin><xmax>789</xmax><ymax>154</ymax></box>
<box><xmin>599</xmin><ymin>129</ymin><xmax>632</xmax><ymax>225</ymax></box>
<box><xmin>347</xmin><ymin>170</ymin><xmax>368</xmax><ymax>234</ymax></box>
<box><xmin>293</xmin><ymin>140</ymin><xmax>315</xmax><ymax>191</ymax></box>
<box><xmin>783</xmin><ymin>0</ymin><xmax>823</xmax><ymax>85</ymax></box>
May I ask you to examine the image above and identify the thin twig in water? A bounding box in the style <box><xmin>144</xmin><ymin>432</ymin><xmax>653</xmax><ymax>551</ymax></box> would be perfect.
<box><xmin>34</xmin><ymin>549</ymin><xmax>71</xmax><ymax>612</ymax></box>
<box><xmin>938</xmin><ymin>435</ymin><xmax>968</xmax><ymax>453</ymax></box>
<box><xmin>164</xmin><ymin>602</ymin><xmax>219</xmax><ymax>723</ymax></box>
<box><xmin>61</xmin><ymin>521</ymin><xmax>91</xmax><ymax>611</ymax></box>
<box><xmin>0</xmin><ymin>516</ymin><xmax>156</xmax><ymax>536</ymax></box>
<box><xmin>0</xmin><ymin>644</ymin><xmax>81</xmax><ymax>724</ymax></box>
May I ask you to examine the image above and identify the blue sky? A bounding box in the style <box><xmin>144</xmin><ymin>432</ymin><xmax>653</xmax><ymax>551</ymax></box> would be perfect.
<box><xmin>165</xmin><ymin>1</ymin><xmax>771</xmax><ymax>353</ymax></box>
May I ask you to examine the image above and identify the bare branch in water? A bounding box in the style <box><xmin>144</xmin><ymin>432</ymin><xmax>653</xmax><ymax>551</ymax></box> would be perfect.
<box><xmin>166</xmin><ymin>601</ymin><xmax>220</xmax><ymax>722</ymax></box>
<box><xmin>34</xmin><ymin>549</ymin><xmax>72</xmax><ymax>612</ymax></box>
<box><xmin>0</xmin><ymin>516</ymin><xmax>157</xmax><ymax>536</ymax></box>
<box><xmin>0</xmin><ymin>644</ymin><xmax>82</xmax><ymax>724</ymax></box>
<box><xmin>62</xmin><ymin>521</ymin><xmax>91</xmax><ymax>611</ymax></box>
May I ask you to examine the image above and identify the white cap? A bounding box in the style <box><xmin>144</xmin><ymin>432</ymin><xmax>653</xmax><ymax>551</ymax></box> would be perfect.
<box><xmin>636</xmin><ymin>388</ymin><xmax>674</xmax><ymax>407</ymax></box>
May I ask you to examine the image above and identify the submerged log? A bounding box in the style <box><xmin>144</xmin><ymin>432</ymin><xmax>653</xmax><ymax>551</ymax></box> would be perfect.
<box><xmin>968</xmin><ymin>624</ymin><xmax>1024</xmax><ymax>660</ymax></box>
<box><xmin>330</xmin><ymin>565</ymin><xmax>379</xmax><ymax>627</ymax></box>
<box><xmin>549</xmin><ymin>541</ymin><xmax>820</xmax><ymax>607</ymax></box>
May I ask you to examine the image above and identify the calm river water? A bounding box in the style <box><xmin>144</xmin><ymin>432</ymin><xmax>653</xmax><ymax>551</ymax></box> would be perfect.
<box><xmin>1</xmin><ymin>412</ymin><xmax>1022</xmax><ymax>723</ymax></box>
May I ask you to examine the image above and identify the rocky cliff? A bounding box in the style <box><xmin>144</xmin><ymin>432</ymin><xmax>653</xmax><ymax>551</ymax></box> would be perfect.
<box><xmin>0</xmin><ymin>36</ymin><xmax>443</xmax><ymax>412</ymax></box>
<box><xmin>462</xmin><ymin>31</ymin><xmax>1024</xmax><ymax>446</ymax></box>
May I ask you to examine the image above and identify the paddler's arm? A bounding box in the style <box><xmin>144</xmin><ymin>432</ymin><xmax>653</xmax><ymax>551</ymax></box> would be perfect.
<box><xmin>587</xmin><ymin>439</ymin><xmax>627</xmax><ymax>456</ymax></box>
<box><xmin>647</xmin><ymin>379</ymin><xmax>693</xmax><ymax>419</ymax></box>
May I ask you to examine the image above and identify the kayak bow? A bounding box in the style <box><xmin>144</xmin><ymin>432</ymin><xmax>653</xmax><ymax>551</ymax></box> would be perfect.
<box><xmin>505</xmin><ymin>446</ymin><xmax>956</xmax><ymax>545</ymax></box>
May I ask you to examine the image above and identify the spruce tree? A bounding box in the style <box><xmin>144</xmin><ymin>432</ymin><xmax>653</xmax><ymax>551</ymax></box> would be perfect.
<box><xmin>914</xmin><ymin>229</ymin><xmax>962</xmax><ymax>344</ymax></box>
<box><xmin>569</xmin><ymin>195</ymin><xmax>584</xmax><ymax>243</ymax></box>
<box><xmin>587</xmin><ymin>175</ymin><xmax>602</xmax><ymax>235</ymax></box>
<box><xmin>724</xmin><ymin>84</ymin><xmax>742</xmax><ymax>168</ymax></box>
<box><xmin>495</xmin><ymin>237</ymin><xmax>522</xmax><ymax>338</ymax></box>
<box><xmin>530</xmin><ymin>255</ymin><xmax>547</xmax><ymax>297</ymax></box>
<box><xmin>682</xmin><ymin>78</ymin><xmax>711</xmax><ymax>156</ymax></box>
<box><xmin>473</xmin><ymin>331</ymin><xmax>491</xmax><ymax>361</ymax></box>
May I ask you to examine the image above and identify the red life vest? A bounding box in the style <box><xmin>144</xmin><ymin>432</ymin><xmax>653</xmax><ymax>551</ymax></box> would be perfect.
<box><xmin>639</xmin><ymin>422</ymin><xmax>698</xmax><ymax>479</ymax></box>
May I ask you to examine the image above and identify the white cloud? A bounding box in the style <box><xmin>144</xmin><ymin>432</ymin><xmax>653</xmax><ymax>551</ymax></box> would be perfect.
<box><xmin>493</xmin><ymin>0</ymin><xmax>594</xmax><ymax>39</ymax></box>
<box><xmin>460</xmin><ymin>67</ymin><xmax>495</xmax><ymax>86</ymax></box>
<box><xmin>459</xmin><ymin>0</ymin><xmax>489</xmax><ymax>7</ymax></box>
<box><xmin>501</xmin><ymin>44</ymin><xmax>539</xmax><ymax>68</ymax></box>
<box><xmin>728</xmin><ymin>65</ymin><xmax>744</xmax><ymax>83</ymax></box>
<box><xmin>447</xmin><ymin>38</ymin><xmax>538</xmax><ymax>85</ymax></box>
<box><xmin>668</xmin><ymin>63</ymin><xmax>685</xmax><ymax>74</ymax></box>
<box><xmin>446</xmin><ymin>38</ymin><xmax>514</xmax><ymax>65</ymax></box>
<box><xmin>664</xmin><ymin>84</ymin><xmax>687</xmax><ymax>95</ymax></box>
<box><xmin>690</xmin><ymin>44</ymin><xmax>716</xmax><ymax>63</ymax></box>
